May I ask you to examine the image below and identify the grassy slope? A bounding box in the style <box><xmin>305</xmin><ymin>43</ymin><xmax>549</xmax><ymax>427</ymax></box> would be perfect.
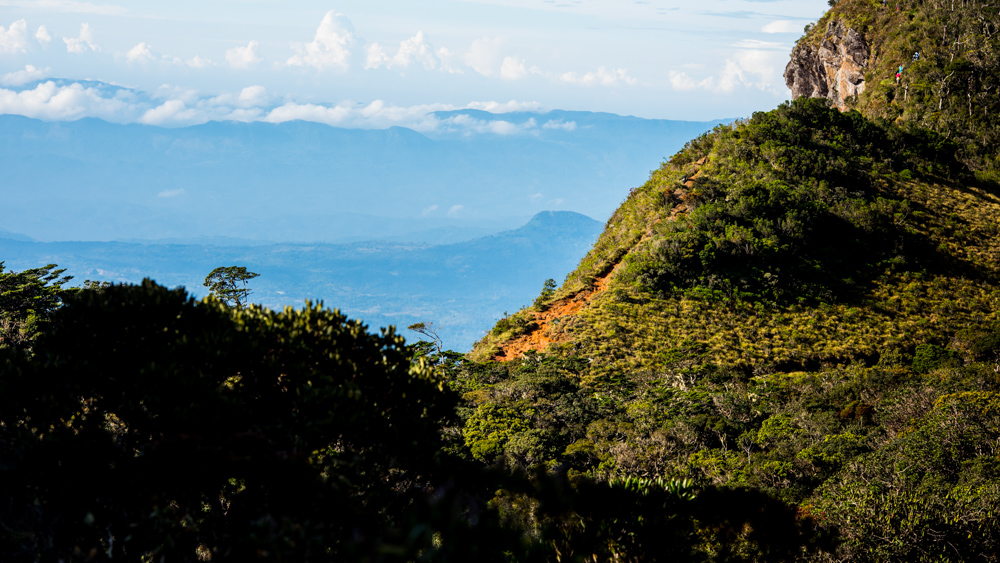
<box><xmin>473</xmin><ymin>98</ymin><xmax>1000</xmax><ymax>373</ymax></box>
<box><xmin>456</xmin><ymin>1</ymin><xmax>1000</xmax><ymax>559</ymax></box>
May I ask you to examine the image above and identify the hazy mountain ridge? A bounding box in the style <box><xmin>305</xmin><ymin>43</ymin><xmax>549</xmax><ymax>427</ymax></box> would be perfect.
<box><xmin>0</xmin><ymin>211</ymin><xmax>603</xmax><ymax>351</ymax></box>
<box><xmin>0</xmin><ymin>108</ymin><xmax>725</xmax><ymax>243</ymax></box>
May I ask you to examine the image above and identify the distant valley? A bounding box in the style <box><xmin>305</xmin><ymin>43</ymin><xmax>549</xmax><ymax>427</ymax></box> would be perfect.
<box><xmin>0</xmin><ymin>211</ymin><xmax>603</xmax><ymax>350</ymax></box>
<box><xmin>1</xmin><ymin>106</ymin><xmax>724</xmax><ymax>348</ymax></box>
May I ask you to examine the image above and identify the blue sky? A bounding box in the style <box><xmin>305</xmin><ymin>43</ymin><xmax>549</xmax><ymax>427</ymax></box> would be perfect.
<box><xmin>0</xmin><ymin>0</ymin><xmax>829</xmax><ymax>129</ymax></box>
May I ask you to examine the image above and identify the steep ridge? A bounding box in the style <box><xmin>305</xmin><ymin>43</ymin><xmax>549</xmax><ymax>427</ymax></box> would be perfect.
<box><xmin>489</xmin><ymin>266</ymin><xmax>616</xmax><ymax>362</ymax></box>
<box><xmin>486</xmin><ymin>157</ymin><xmax>711</xmax><ymax>361</ymax></box>
<box><xmin>785</xmin><ymin>0</ymin><xmax>1000</xmax><ymax>174</ymax></box>
<box><xmin>786</xmin><ymin>20</ymin><xmax>870</xmax><ymax>110</ymax></box>
<box><xmin>451</xmin><ymin>1</ymin><xmax>1000</xmax><ymax>559</ymax></box>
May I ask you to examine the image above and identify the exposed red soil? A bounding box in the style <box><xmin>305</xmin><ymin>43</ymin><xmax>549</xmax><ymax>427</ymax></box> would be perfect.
<box><xmin>490</xmin><ymin>266</ymin><xmax>617</xmax><ymax>362</ymax></box>
<box><xmin>489</xmin><ymin>156</ymin><xmax>709</xmax><ymax>362</ymax></box>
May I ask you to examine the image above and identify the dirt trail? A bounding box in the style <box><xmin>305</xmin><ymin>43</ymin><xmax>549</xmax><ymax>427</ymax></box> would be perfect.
<box><xmin>489</xmin><ymin>156</ymin><xmax>709</xmax><ymax>362</ymax></box>
<box><xmin>490</xmin><ymin>265</ymin><xmax>619</xmax><ymax>362</ymax></box>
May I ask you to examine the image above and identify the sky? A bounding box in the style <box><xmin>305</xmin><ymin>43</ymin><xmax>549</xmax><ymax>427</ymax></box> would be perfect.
<box><xmin>0</xmin><ymin>0</ymin><xmax>830</xmax><ymax>130</ymax></box>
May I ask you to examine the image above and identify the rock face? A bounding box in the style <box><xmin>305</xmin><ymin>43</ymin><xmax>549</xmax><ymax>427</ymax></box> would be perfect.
<box><xmin>784</xmin><ymin>21</ymin><xmax>870</xmax><ymax>110</ymax></box>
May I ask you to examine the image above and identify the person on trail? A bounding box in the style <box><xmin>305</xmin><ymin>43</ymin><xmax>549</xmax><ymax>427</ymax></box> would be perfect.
<box><xmin>913</xmin><ymin>51</ymin><xmax>920</xmax><ymax>61</ymax></box>
<box><xmin>896</xmin><ymin>64</ymin><xmax>903</xmax><ymax>83</ymax></box>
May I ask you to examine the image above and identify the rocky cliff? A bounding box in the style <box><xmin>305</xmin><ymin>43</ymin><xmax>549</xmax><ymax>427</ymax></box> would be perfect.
<box><xmin>784</xmin><ymin>20</ymin><xmax>869</xmax><ymax>110</ymax></box>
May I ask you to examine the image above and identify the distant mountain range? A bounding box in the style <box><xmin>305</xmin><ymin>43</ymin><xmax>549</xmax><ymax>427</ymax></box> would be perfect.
<box><xmin>0</xmin><ymin>211</ymin><xmax>603</xmax><ymax>351</ymax></box>
<box><xmin>0</xmin><ymin>110</ymin><xmax>726</xmax><ymax>243</ymax></box>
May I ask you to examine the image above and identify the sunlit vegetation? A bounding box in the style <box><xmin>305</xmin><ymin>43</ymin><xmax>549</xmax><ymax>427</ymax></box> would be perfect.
<box><xmin>804</xmin><ymin>0</ymin><xmax>1000</xmax><ymax>176</ymax></box>
<box><xmin>460</xmin><ymin>4</ymin><xmax>1000</xmax><ymax>556</ymax></box>
<box><xmin>3</xmin><ymin>1</ymin><xmax>1000</xmax><ymax>560</ymax></box>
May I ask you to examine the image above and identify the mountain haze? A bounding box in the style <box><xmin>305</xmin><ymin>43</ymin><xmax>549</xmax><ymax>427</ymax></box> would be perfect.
<box><xmin>0</xmin><ymin>211</ymin><xmax>603</xmax><ymax>351</ymax></box>
<box><xmin>0</xmin><ymin>108</ymin><xmax>725</xmax><ymax>242</ymax></box>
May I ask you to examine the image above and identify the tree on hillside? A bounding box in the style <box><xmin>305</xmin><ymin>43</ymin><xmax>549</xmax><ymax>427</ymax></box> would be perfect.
<box><xmin>0</xmin><ymin>262</ymin><xmax>74</xmax><ymax>349</ymax></box>
<box><xmin>203</xmin><ymin>265</ymin><xmax>259</xmax><ymax>309</ymax></box>
<box><xmin>533</xmin><ymin>278</ymin><xmax>557</xmax><ymax>309</ymax></box>
<box><xmin>408</xmin><ymin>321</ymin><xmax>444</xmax><ymax>354</ymax></box>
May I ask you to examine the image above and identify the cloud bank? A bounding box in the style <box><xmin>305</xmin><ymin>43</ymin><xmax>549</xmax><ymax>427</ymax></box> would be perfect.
<box><xmin>1</xmin><ymin>64</ymin><xmax>51</xmax><ymax>86</ymax></box>
<box><xmin>0</xmin><ymin>79</ymin><xmax>560</xmax><ymax>133</ymax></box>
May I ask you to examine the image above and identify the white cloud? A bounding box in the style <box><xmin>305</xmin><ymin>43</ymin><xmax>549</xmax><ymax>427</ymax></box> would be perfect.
<box><xmin>140</xmin><ymin>99</ymin><xmax>192</xmax><ymax>125</ymax></box>
<box><xmin>762</xmin><ymin>20</ymin><xmax>802</xmax><ymax>34</ymax></box>
<box><xmin>437</xmin><ymin>113</ymin><xmax>538</xmax><ymax>136</ymax></box>
<box><xmin>0</xmin><ymin>79</ymin><xmax>548</xmax><ymax>134</ymax></box>
<box><xmin>286</xmin><ymin>10</ymin><xmax>355</xmax><ymax>71</ymax></box>
<box><xmin>35</xmin><ymin>24</ymin><xmax>51</xmax><ymax>45</ymax></box>
<box><xmin>500</xmin><ymin>56</ymin><xmax>527</xmax><ymax>80</ymax></box>
<box><xmin>0</xmin><ymin>19</ymin><xmax>29</xmax><ymax>53</ymax></box>
<box><xmin>0</xmin><ymin>81</ymin><xmax>139</xmax><ymax>122</ymax></box>
<box><xmin>365</xmin><ymin>31</ymin><xmax>440</xmax><ymax>71</ymax></box>
<box><xmin>264</xmin><ymin>99</ymin><xmax>452</xmax><ymax>131</ymax></box>
<box><xmin>151</xmin><ymin>84</ymin><xmax>198</xmax><ymax>104</ymax></box>
<box><xmin>669</xmin><ymin>70</ymin><xmax>713</xmax><ymax>91</ymax></box>
<box><xmin>126</xmin><ymin>42</ymin><xmax>155</xmax><ymax>63</ymax></box>
<box><xmin>158</xmin><ymin>188</ymin><xmax>185</xmax><ymax>198</ymax></box>
<box><xmin>1</xmin><ymin>64</ymin><xmax>51</xmax><ymax>87</ymax></box>
<box><xmin>226</xmin><ymin>40</ymin><xmax>261</xmax><ymax>69</ymax></box>
<box><xmin>236</xmin><ymin>85</ymin><xmax>268</xmax><ymax>107</ymax></box>
<box><xmin>447</xmin><ymin>204</ymin><xmax>464</xmax><ymax>217</ymax></box>
<box><xmin>63</xmin><ymin>22</ymin><xmax>98</xmax><ymax>53</ymax></box>
<box><xmin>731</xmin><ymin>39</ymin><xmax>786</xmax><ymax>50</ymax></box>
<box><xmin>204</xmin><ymin>85</ymin><xmax>269</xmax><ymax>110</ymax></box>
<box><xmin>560</xmin><ymin>66</ymin><xmax>636</xmax><ymax>87</ymax></box>
<box><xmin>186</xmin><ymin>55</ymin><xmax>214</xmax><ymax>69</ymax></box>
<box><xmin>669</xmin><ymin>49</ymin><xmax>785</xmax><ymax>94</ymax></box>
<box><xmin>465</xmin><ymin>100</ymin><xmax>542</xmax><ymax>113</ymax></box>
<box><xmin>394</xmin><ymin>31</ymin><xmax>438</xmax><ymax>70</ymax></box>
<box><xmin>262</xmin><ymin>99</ymin><xmax>548</xmax><ymax>134</ymax></box>
<box><xmin>436</xmin><ymin>47</ymin><xmax>463</xmax><ymax>73</ymax></box>
<box><xmin>365</xmin><ymin>42</ymin><xmax>389</xmax><ymax>69</ymax></box>
<box><xmin>264</xmin><ymin>102</ymin><xmax>353</xmax><ymax>126</ymax></box>
<box><xmin>717</xmin><ymin>50</ymin><xmax>783</xmax><ymax>92</ymax></box>
<box><xmin>542</xmin><ymin>119</ymin><xmax>576</xmax><ymax>131</ymax></box>
<box><xmin>120</xmin><ymin>43</ymin><xmax>191</xmax><ymax>66</ymax></box>
<box><xmin>464</xmin><ymin>36</ymin><xmax>503</xmax><ymax>77</ymax></box>
<box><xmin>0</xmin><ymin>0</ymin><xmax>126</xmax><ymax>16</ymax></box>
<box><xmin>421</xmin><ymin>204</ymin><xmax>439</xmax><ymax>216</ymax></box>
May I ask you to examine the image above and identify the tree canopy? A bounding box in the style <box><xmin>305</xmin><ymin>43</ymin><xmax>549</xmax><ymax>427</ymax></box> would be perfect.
<box><xmin>203</xmin><ymin>266</ymin><xmax>259</xmax><ymax>309</ymax></box>
<box><xmin>0</xmin><ymin>262</ymin><xmax>74</xmax><ymax>349</ymax></box>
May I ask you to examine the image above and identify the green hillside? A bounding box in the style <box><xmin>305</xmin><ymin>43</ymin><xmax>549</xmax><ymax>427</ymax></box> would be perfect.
<box><xmin>4</xmin><ymin>1</ymin><xmax>1000</xmax><ymax>561</ymax></box>
<box><xmin>807</xmin><ymin>0</ymin><xmax>1000</xmax><ymax>176</ymax></box>
<box><xmin>457</xmin><ymin>1</ymin><xmax>1000</xmax><ymax>559</ymax></box>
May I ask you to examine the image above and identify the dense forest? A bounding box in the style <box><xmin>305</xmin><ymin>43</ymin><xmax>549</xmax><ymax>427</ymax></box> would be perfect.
<box><xmin>3</xmin><ymin>0</ymin><xmax>1000</xmax><ymax>560</ymax></box>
